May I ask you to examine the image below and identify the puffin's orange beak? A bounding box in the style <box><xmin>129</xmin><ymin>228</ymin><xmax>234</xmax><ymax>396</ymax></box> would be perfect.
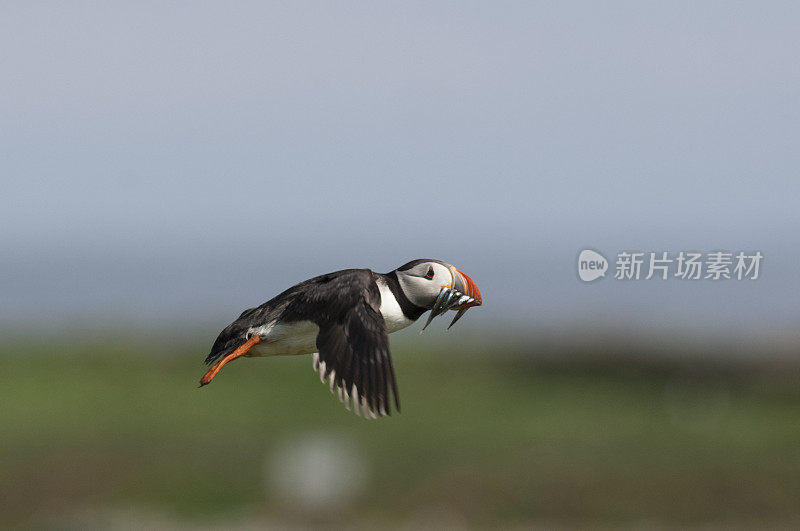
<box><xmin>454</xmin><ymin>269</ymin><xmax>482</xmax><ymax>309</ymax></box>
<box><xmin>421</xmin><ymin>266</ymin><xmax>483</xmax><ymax>331</ymax></box>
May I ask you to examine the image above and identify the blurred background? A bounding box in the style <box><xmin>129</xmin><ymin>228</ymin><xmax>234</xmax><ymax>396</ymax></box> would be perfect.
<box><xmin>2</xmin><ymin>2</ymin><xmax>799</xmax><ymax>528</ymax></box>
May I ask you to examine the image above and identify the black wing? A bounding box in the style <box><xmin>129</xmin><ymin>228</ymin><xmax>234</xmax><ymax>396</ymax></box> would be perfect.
<box><xmin>281</xmin><ymin>269</ymin><xmax>401</xmax><ymax>417</ymax></box>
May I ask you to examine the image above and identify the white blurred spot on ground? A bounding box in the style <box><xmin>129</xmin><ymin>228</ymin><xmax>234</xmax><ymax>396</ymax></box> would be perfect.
<box><xmin>265</xmin><ymin>431</ymin><xmax>369</xmax><ymax>513</ymax></box>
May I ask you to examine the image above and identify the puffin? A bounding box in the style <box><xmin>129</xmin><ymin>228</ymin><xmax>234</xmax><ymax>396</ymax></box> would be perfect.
<box><xmin>199</xmin><ymin>259</ymin><xmax>482</xmax><ymax>418</ymax></box>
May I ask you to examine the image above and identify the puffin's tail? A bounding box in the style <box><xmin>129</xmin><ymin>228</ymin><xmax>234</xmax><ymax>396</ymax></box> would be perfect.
<box><xmin>199</xmin><ymin>334</ymin><xmax>261</xmax><ymax>387</ymax></box>
<box><xmin>201</xmin><ymin>306</ymin><xmax>271</xmax><ymax>386</ymax></box>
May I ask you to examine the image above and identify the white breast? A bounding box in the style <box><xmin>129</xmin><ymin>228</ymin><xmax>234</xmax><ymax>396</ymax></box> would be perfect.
<box><xmin>378</xmin><ymin>280</ymin><xmax>415</xmax><ymax>333</ymax></box>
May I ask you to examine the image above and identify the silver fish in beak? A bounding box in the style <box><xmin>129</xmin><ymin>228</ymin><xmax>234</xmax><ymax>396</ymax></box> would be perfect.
<box><xmin>421</xmin><ymin>266</ymin><xmax>482</xmax><ymax>331</ymax></box>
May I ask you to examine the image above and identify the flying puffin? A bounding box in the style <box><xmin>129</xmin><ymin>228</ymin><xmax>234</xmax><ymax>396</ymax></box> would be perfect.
<box><xmin>199</xmin><ymin>259</ymin><xmax>482</xmax><ymax>418</ymax></box>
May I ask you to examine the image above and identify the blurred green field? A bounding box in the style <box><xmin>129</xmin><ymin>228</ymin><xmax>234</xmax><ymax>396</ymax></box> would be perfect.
<box><xmin>3</xmin><ymin>336</ymin><xmax>800</xmax><ymax>528</ymax></box>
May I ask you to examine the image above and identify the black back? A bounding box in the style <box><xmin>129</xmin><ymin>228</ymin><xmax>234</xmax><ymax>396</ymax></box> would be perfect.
<box><xmin>205</xmin><ymin>268</ymin><xmax>401</xmax><ymax>415</ymax></box>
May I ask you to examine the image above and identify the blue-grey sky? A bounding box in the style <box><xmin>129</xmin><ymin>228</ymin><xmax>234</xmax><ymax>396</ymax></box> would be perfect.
<box><xmin>2</xmin><ymin>2</ymin><xmax>799</xmax><ymax>341</ymax></box>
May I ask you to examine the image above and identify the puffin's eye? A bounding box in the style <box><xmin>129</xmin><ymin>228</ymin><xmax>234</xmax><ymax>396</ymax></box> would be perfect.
<box><xmin>424</xmin><ymin>267</ymin><xmax>435</xmax><ymax>280</ymax></box>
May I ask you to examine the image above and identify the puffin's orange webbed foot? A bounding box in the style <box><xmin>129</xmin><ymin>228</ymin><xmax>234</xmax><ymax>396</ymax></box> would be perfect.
<box><xmin>198</xmin><ymin>335</ymin><xmax>261</xmax><ymax>387</ymax></box>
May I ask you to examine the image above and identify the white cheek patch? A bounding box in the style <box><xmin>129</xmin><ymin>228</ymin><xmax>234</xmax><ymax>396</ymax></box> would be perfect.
<box><xmin>397</xmin><ymin>263</ymin><xmax>456</xmax><ymax>309</ymax></box>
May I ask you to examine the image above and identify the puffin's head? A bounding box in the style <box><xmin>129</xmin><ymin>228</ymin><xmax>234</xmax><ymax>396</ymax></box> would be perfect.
<box><xmin>393</xmin><ymin>259</ymin><xmax>482</xmax><ymax>330</ymax></box>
